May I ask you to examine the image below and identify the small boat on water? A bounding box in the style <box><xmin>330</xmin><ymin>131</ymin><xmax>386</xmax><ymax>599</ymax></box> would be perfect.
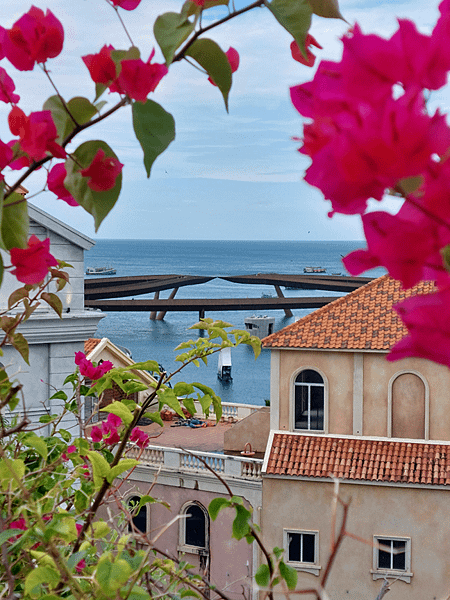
<box><xmin>304</xmin><ymin>266</ymin><xmax>326</xmax><ymax>273</ymax></box>
<box><xmin>85</xmin><ymin>266</ymin><xmax>116</xmax><ymax>276</ymax></box>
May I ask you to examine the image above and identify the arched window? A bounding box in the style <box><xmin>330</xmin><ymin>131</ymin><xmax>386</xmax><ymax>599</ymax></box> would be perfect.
<box><xmin>294</xmin><ymin>370</ymin><xmax>324</xmax><ymax>431</ymax></box>
<box><xmin>388</xmin><ymin>371</ymin><xmax>429</xmax><ymax>440</ymax></box>
<box><xmin>127</xmin><ymin>496</ymin><xmax>147</xmax><ymax>534</ymax></box>
<box><xmin>180</xmin><ymin>502</ymin><xmax>209</xmax><ymax>551</ymax></box>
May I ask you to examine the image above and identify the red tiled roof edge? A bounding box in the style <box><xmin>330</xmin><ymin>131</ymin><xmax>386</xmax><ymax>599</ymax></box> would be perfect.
<box><xmin>265</xmin><ymin>433</ymin><xmax>450</xmax><ymax>486</ymax></box>
<box><xmin>84</xmin><ymin>338</ymin><xmax>102</xmax><ymax>355</ymax></box>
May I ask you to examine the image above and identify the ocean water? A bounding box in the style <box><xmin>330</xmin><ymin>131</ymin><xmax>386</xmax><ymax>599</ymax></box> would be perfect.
<box><xmin>86</xmin><ymin>240</ymin><xmax>385</xmax><ymax>406</ymax></box>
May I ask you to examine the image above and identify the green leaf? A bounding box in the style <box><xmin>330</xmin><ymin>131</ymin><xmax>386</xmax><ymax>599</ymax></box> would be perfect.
<box><xmin>43</xmin><ymin>95</ymin><xmax>98</xmax><ymax>143</ymax></box>
<box><xmin>64</xmin><ymin>140</ymin><xmax>122</xmax><ymax>231</ymax></box>
<box><xmin>232</xmin><ymin>504</ymin><xmax>252</xmax><ymax>540</ymax></box>
<box><xmin>41</xmin><ymin>292</ymin><xmax>63</xmax><ymax>318</ymax></box>
<box><xmin>8</xmin><ymin>287</ymin><xmax>28</xmax><ymax>309</ymax></box>
<box><xmin>154</xmin><ymin>12</ymin><xmax>195</xmax><ymax>66</ymax></box>
<box><xmin>132</xmin><ymin>100</ymin><xmax>175</xmax><ymax>178</ymax></box>
<box><xmin>308</xmin><ymin>0</ymin><xmax>344</xmax><ymax>19</ymax></box>
<box><xmin>266</xmin><ymin>0</ymin><xmax>312</xmax><ymax>59</ymax></box>
<box><xmin>86</xmin><ymin>450</ymin><xmax>111</xmax><ymax>490</ymax></box>
<box><xmin>173</xmin><ymin>382</ymin><xmax>194</xmax><ymax>396</ymax></box>
<box><xmin>107</xmin><ymin>459</ymin><xmax>139</xmax><ymax>483</ymax></box>
<box><xmin>185</xmin><ymin>38</ymin><xmax>232</xmax><ymax>111</ymax></box>
<box><xmin>25</xmin><ymin>565</ymin><xmax>60</xmax><ymax>598</ymax></box>
<box><xmin>142</xmin><ymin>411</ymin><xmax>164</xmax><ymax>427</ymax></box>
<box><xmin>96</xmin><ymin>558</ymin><xmax>132</xmax><ymax>594</ymax></box>
<box><xmin>255</xmin><ymin>564</ymin><xmax>270</xmax><ymax>588</ymax></box>
<box><xmin>92</xmin><ymin>521</ymin><xmax>111</xmax><ymax>538</ymax></box>
<box><xmin>158</xmin><ymin>388</ymin><xmax>184</xmax><ymax>417</ymax></box>
<box><xmin>50</xmin><ymin>390</ymin><xmax>68</xmax><ymax>401</ymax></box>
<box><xmin>182</xmin><ymin>397</ymin><xmax>196</xmax><ymax>416</ymax></box>
<box><xmin>10</xmin><ymin>332</ymin><xmax>29</xmax><ymax>365</ymax></box>
<box><xmin>22</xmin><ymin>433</ymin><xmax>48</xmax><ymax>460</ymax></box>
<box><xmin>131</xmin><ymin>359</ymin><xmax>161</xmax><ymax>372</ymax></box>
<box><xmin>2</xmin><ymin>192</ymin><xmax>29</xmax><ymax>251</ymax></box>
<box><xmin>208</xmin><ymin>497</ymin><xmax>230</xmax><ymax>521</ymax></box>
<box><xmin>100</xmin><ymin>400</ymin><xmax>134</xmax><ymax>426</ymax></box>
<box><xmin>279</xmin><ymin>560</ymin><xmax>298</xmax><ymax>590</ymax></box>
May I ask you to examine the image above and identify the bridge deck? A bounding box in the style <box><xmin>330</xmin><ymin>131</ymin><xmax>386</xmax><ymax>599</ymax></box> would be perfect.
<box><xmin>85</xmin><ymin>296</ymin><xmax>341</xmax><ymax>312</ymax></box>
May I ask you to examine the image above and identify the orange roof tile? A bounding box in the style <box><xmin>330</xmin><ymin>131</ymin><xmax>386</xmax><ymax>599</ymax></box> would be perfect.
<box><xmin>266</xmin><ymin>433</ymin><xmax>450</xmax><ymax>485</ymax></box>
<box><xmin>84</xmin><ymin>338</ymin><xmax>102</xmax><ymax>354</ymax></box>
<box><xmin>263</xmin><ymin>275</ymin><xmax>435</xmax><ymax>351</ymax></box>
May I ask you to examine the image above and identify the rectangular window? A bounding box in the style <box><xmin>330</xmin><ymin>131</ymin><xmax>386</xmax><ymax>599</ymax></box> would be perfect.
<box><xmin>284</xmin><ymin>530</ymin><xmax>320</xmax><ymax>576</ymax></box>
<box><xmin>372</xmin><ymin>537</ymin><xmax>412</xmax><ymax>583</ymax></box>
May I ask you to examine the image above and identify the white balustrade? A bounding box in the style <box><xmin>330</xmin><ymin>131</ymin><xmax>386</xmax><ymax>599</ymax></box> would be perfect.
<box><xmin>134</xmin><ymin>444</ymin><xmax>263</xmax><ymax>481</ymax></box>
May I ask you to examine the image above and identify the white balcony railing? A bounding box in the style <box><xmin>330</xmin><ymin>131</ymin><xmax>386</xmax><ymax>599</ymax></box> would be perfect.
<box><xmin>129</xmin><ymin>445</ymin><xmax>262</xmax><ymax>481</ymax></box>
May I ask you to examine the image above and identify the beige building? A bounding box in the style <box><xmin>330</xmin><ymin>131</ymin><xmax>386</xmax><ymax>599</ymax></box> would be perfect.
<box><xmin>261</xmin><ymin>275</ymin><xmax>450</xmax><ymax>599</ymax></box>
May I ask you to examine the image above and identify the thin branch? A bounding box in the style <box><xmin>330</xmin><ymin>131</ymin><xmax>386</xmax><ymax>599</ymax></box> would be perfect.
<box><xmin>112</xmin><ymin>4</ymin><xmax>135</xmax><ymax>47</ymax></box>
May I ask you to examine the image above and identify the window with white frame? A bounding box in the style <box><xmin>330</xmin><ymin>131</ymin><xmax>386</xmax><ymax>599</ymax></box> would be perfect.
<box><xmin>284</xmin><ymin>530</ymin><xmax>320</xmax><ymax>576</ymax></box>
<box><xmin>294</xmin><ymin>370</ymin><xmax>324</xmax><ymax>431</ymax></box>
<box><xmin>179</xmin><ymin>502</ymin><xmax>209</xmax><ymax>554</ymax></box>
<box><xmin>372</xmin><ymin>536</ymin><xmax>412</xmax><ymax>583</ymax></box>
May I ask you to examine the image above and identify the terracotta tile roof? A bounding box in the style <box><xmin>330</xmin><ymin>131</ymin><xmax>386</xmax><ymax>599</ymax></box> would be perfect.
<box><xmin>263</xmin><ymin>275</ymin><xmax>435</xmax><ymax>351</ymax></box>
<box><xmin>266</xmin><ymin>433</ymin><xmax>450</xmax><ymax>485</ymax></box>
<box><xmin>84</xmin><ymin>338</ymin><xmax>102</xmax><ymax>354</ymax></box>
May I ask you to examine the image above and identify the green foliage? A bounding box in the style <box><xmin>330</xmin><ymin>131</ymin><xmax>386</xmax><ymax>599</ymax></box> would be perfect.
<box><xmin>279</xmin><ymin>560</ymin><xmax>298</xmax><ymax>590</ymax></box>
<box><xmin>266</xmin><ymin>0</ymin><xmax>312</xmax><ymax>59</ymax></box>
<box><xmin>255</xmin><ymin>563</ymin><xmax>270</xmax><ymax>588</ymax></box>
<box><xmin>185</xmin><ymin>39</ymin><xmax>232</xmax><ymax>111</ymax></box>
<box><xmin>40</xmin><ymin>292</ymin><xmax>63</xmax><ymax>318</ymax></box>
<box><xmin>308</xmin><ymin>0</ymin><xmax>344</xmax><ymax>19</ymax></box>
<box><xmin>100</xmin><ymin>400</ymin><xmax>134</xmax><ymax>426</ymax></box>
<box><xmin>1</xmin><ymin>192</ymin><xmax>29</xmax><ymax>251</ymax></box>
<box><xmin>64</xmin><ymin>140</ymin><xmax>122</xmax><ymax>231</ymax></box>
<box><xmin>154</xmin><ymin>12</ymin><xmax>195</xmax><ymax>65</ymax></box>
<box><xmin>43</xmin><ymin>95</ymin><xmax>98</xmax><ymax>144</ymax></box>
<box><xmin>132</xmin><ymin>99</ymin><xmax>176</xmax><ymax>178</ymax></box>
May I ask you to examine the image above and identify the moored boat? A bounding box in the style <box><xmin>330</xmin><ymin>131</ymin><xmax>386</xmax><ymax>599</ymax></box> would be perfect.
<box><xmin>303</xmin><ymin>266</ymin><xmax>326</xmax><ymax>273</ymax></box>
<box><xmin>85</xmin><ymin>266</ymin><xmax>116</xmax><ymax>276</ymax></box>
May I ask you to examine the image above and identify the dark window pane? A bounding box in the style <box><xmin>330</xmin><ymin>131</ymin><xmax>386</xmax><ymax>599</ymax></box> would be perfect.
<box><xmin>295</xmin><ymin>386</ymin><xmax>309</xmax><ymax>429</ymax></box>
<box><xmin>288</xmin><ymin>533</ymin><xmax>301</xmax><ymax>562</ymax></box>
<box><xmin>302</xmin><ymin>534</ymin><xmax>315</xmax><ymax>563</ymax></box>
<box><xmin>128</xmin><ymin>496</ymin><xmax>147</xmax><ymax>533</ymax></box>
<box><xmin>296</xmin><ymin>370</ymin><xmax>323</xmax><ymax>384</ymax></box>
<box><xmin>310</xmin><ymin>387</ymin><xmax>324</xmax><ymax>430</ymax></box>
<box><xmin>185</xmin><ymin>505</ymin><xmax>206</xmax><ymax>548</ymax></box>
<box><xmin>392</xmin><ymin>540</ymin><xmax>406</xmax><ymax>570</ymax></box>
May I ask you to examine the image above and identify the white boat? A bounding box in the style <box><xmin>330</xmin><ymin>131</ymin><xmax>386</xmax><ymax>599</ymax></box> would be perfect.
<box><xmin>218</xmin><ymin>347</ymin><xmax>232</xmax><ymax>382</ymax></box>
<box><xmin>85</xmin><ymin>266</ymin><xmax>116</xmax><ymax>276</ymax></box>
<box><xmin>303</xmin><ymin>266</ymin><xmax>326</xmax><ymax>273</ymax></box>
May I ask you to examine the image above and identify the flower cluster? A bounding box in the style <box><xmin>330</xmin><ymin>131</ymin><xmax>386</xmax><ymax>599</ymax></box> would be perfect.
<box><xmin>292</xmin><ymin>0</ymin><xmax>450</xmax><ymax>367</ymax></box>
<box><xmin>75</xmin><ymin>352</ymin><xmax>113</xmax><ymax>381</ymax></box>
<box><xmin>129</xmin><ymin>426</ymin><xmax>150</xmax><ymax>448</ymax></box>
<box><xmin>91</xmin><ymin>413</ymin><xmax>122</xmax><ymax>445</ymax></box>
<box><xmin>82</xmin><ymin>46</ymin><xmax>168</xmax><ymax>103</ymax></box>
<box><xmin>10</xmin><ymin>235</ymin><xmax>58</xmax><ymax>285</ymax></box>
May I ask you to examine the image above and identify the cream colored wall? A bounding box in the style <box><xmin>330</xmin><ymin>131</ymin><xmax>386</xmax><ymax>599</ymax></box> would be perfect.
<box><xmin>276</xmin><ymin>349</ymin><xmax>450</xmax><ymax>440</ymax></box>
<box><xmin>277</xmin><ymin>350</ymin><xmax>353</xmax><ymax>434</ymax></box>
<box><xmin>262</xmin><ymin>477</ymin><xmax>450</xmax><ymax>600</ymax></box>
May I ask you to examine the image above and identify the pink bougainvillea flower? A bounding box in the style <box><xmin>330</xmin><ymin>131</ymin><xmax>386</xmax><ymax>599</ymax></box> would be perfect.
<box><xmin>90</xmin><ymin>425</ymin><xmax>103</xmax><ymax>443</ymax></box>
<box><xmin>3</xmin><ymin>6</ymin><xmax>64</xmax><ymax>71</ymax></box>
<box><xmin>0</xmin><ymin>67</ymin><xmax>20</xmax><ymax>104</ymax></box>
<box><xmin>8</xmin><ymin>517</ymin><xmax>27</xmax><ymax>540</ymax></box>
<box><xmin>80</xmin><ymin>149</ymin><xmax>123</xmax><ymax>192</ymax></box>
<box><xmin>104</xmin><ymin>429</ymin><xmax>120</xmax><ymax>445</ymax></box>
<box><xmin>82</xmin><ymin>45</ymin><xmax>117</xmax><ymax>85</ymax></box>
<box><xmin>75</xmin><ymin>559</ymin><xmax>86</xmax><ymax>573</ymax></box>
<box><xmin>290</xmin><ymin>34</ymin><xmax>322</xmax><ymax>67</ymax></box>
<box><xmin>208</xmin><ymin>47</ymin><xmax>239</xmax><ymax>85</ymax></box>
<box><xmin>109</xmin><ymin>52</ymin><xmax>168</xmax><ymax>102</ymax></box>
<box><xmin>388</xmin><ymin>286</ymin><xmax>450</xmax><ymax>367</ymax></box>
<box><xmin>47</xmin><ymin>164</ymin><xmax>78</xmax><ymax>206</ymax></box>
<box><xmin>90</xmin><ymin>413</ymin><xmax>122</xmax><ymax>444</ymax></box>
<box><xmin>75</xmin><ymin>352</ymin><xmax>114</xmax><ymax>380</ymax></box>
<box><xmin>62</xmin><ymin>444</ymin><xmax>76</xmax><ymax>461</ymax></box>
<box><xmin>104</xmin><ymin>413</ymin><xmax>122</xmax><ymax>431</ymax></box>
<box><xmin>0</xmin><ymin>139</ymin><xmax>13</xmax><ymax>177</ymax></box>
<box><xmin>8</xmin><ymin>107</ymin><xmax>65</xmax><ymax>162</ymax></box>
<box><xmin>130</xmin><ymin>427</ymin><xmax>149</xmax><ymax>448</ymax></box>
<box><xmin>109</xmin><ymin>0</ymin><xmax>141</xmax><ymax>9</ymax></box>
<box><xmin>6</xmin><ymin>140</ymin><xmax>31</xmax><ymax>170</ymax></box>
<box><xmin>343</xmin><ymin>208</ymin><xmax>450</xmax><ymax>288</ymax></box>
<box><xmin>10</xmin><ymin>235</ymin><xmax>58</xmax><ymax>285</ymax></box>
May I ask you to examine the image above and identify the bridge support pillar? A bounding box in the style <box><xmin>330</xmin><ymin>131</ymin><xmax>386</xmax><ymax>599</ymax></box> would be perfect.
<box><xmin>156</xmin><ymin>287</ymin><xmax>179</xmax><ymax>320</ymax></box>
<box><xmin>274</xmin><ymin>285</ymin><xmax>293</xmax><ymax>318</ymax></box>
<box><xmin>149</xmin><ymin>291</ymin><xmax>160</xmax><ymax>320</ymax></box>
<box><xmin>199</xmin><ymin>308</ymin><xmax>205</xmax><ymax>320</ymax></box>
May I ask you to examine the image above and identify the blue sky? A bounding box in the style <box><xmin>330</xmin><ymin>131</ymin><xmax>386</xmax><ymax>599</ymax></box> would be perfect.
<box><xmin>0</xmin><ymin>0</ymin><xmax>441</xmax><ymax>241</ymax></box>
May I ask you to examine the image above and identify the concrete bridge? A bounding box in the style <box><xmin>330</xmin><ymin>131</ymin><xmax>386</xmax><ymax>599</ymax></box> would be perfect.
<box><xmin>84</xmin><ymin>274</ymin><xmax>372</xmax><ymax>320</ymax></box>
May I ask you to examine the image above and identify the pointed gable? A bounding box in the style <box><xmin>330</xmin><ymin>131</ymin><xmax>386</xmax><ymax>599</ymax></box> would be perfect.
<box><xmin>263</xmin><ymin>275</ymin><xmax>435</xmax><ymax>351</ymax></box>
